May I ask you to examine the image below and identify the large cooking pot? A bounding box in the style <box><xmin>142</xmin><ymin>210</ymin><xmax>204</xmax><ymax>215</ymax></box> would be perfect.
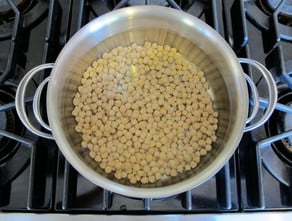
<box><xmin>15</xmin><ymin>6</ymin><xmax>277</xmax><ymax>198</ymax></box>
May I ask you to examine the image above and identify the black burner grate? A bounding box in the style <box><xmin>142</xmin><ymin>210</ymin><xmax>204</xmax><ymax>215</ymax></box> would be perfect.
<box><xmin>0</xmin><ymin>0</ymin><xmax>291</xmax><ymax>215</ymax></box>
<box><xmin>234</xmin><ymin>0</ymin><xmax>292</xmax><ymax>210</ymax></box>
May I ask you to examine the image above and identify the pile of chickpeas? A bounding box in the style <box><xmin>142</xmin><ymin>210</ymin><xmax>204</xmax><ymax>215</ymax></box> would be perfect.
<box><xmin>72</xmin><ymin>42</ymin><xmax>218</xmax><ymax>184</ymax></box>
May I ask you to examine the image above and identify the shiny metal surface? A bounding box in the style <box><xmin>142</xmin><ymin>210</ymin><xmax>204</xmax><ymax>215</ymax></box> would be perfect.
<box><xmin>15</xmin><ymin>63</ymin><xmax>54</xmax><ymax>139</ymax></box>
<box><xmin>1</xmin><ymin>212</ymin><xmax>292</xmax><ymax>221</ymax></box>
<box><xmin>33</xmin><ymin>76</ymin><xmax>51</xmax><ymax>132</ymax></box>
<box><xmin>257</xmin><ymin>130</ymin><xmax>292</xmax><ymax>148</ymax></box>
<box><xmin>259</xmin><ymin>97</ymin><xmax>292</xmax><ymax>113</ymax></box>
<box><xmin>47</xmin><ymin>5</ymin><xmax>249</xmax><ymax>198</ymax></box>
<box><xmin>14</xmin><ymin>6</ymin><xmax>276</xmax><ymax>198</ymax></box>
<box><xmin>239</xmin><ymin>58</ymin><xmax>277</xmax><ymax>132</ymax></box>
<box><xmin>244</xmin><ymin>73</ymin><xmax>259</xmax><ymax>124</ymax></box>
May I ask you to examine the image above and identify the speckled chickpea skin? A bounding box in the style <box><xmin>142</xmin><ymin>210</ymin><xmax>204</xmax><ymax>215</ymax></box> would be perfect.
<box><xmin>72</xmin><ymin>42</ymin><xmax>218</xmax><ymax>184</ymax></box>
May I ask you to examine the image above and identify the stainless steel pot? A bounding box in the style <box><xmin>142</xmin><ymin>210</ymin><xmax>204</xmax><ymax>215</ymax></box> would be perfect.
<box><xmin>15</xmin><ymin>6</ymin><xmax>277</xmax><ymax>198</ymax></box>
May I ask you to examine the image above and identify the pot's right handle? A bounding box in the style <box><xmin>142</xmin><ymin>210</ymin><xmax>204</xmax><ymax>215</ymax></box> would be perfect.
<box><xmin>239</xmin><ymin>58</ymin><xmax>278</xmax><ymax>132</ymax></box>
<box><xmin>15</xmin><ymin>63</ymin><xmax>54</xmax><ymax>140</ymax></box>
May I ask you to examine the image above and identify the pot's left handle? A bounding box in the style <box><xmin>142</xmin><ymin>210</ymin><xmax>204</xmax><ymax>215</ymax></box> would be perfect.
<box><xmin>15</xmin><ymin>63</ymin><xmax>54</xmax><ymax>140</ymax></box>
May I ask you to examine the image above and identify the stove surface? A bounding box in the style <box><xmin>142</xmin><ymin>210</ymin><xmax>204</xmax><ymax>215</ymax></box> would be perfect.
<box><xmin>0</xmin><ymin>0</ymin><xmax>291</xmax><ymax>215</ymax></box>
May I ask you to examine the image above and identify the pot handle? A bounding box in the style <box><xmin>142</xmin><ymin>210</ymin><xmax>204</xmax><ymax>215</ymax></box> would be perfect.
<box><xmin>15</xmin><ymin>63</ymin><xmax>54</xmax><ymax>140</ymax></box>
<box><xmin>239</xmin><ymin>58</ymin><xmax>278</xmax><ymax>132</ymax></box>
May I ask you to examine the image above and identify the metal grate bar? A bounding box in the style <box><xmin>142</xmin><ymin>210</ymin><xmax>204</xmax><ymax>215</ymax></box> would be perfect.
<box><xmin>27</xmin><ymin>143</ymin><xmax>38</xmax><ymax>210</ymax></box>
<box><xmin>102</xmin><ymin>190</ymin><xmax>112</xmax><ymax>210</ymax></box>
<box><xmin>0</xmin><ymin>131</ymin><xmax>36</xmax><ymax>209</ymax></box>
<box><xmin>0</xmin><ymin>130</ymin><xmax>34</xmax><ymax>148</ymax></box>
<box><xmin>210</xmin><ymin>0</ymin><xmax>220</xmax><ymax>32</ymax></box>
<box><xmin>230</xmin><ymin>0</ymin><xmax>248</xmax><ymax>49</ymax></box>
<box><xmin>216</xmin><ymin>163</ymin><xmax>232</xmax><ymax>209</ymax></box>
<box><xmin>253</xmin><ymin>131</ymin><xmax>292</xmax><ymax>208</ymax></box>
<box><xmin>255</xmin><ymin>147</ymin><xmax>268</xmax><ymax>209</ymax></box>
<box><xmin>114</xmin><ymin>0</ymin><xmax>129</xmax><ymax>10</ymax></box>
<box><xmin>266</xmin><ymin>44</ymin><xmax>292</xmax><ymax>88</ymax></box>
<box><xmin>69</xmin><ymin>0</ymin><xmax>86</xmax><ymax>37</ymax></box>
<box><xmin>62</xmin><ymin>161</ymin><xmax>77</xmax><ymax>210</ymax></box>
<box><xmin>0</xmin><ymin>97</ymin><xmax>33</xmax><ymax>112</ymax></box>
<box><xmin>27</xmin><ymin>141</ymin><xmax>57</xmax><ymax>210</ymax></box>
<box><xmin>144</xmin><ymin>198</ymin><xmax>151</xmax><ymax>211</ymax></box>
<box><xmin>184</xmin><ymin>190</ymin><xmax>192</xmax><ymax>211</ymax></box>
<box><xmin>45</xmin><ymin>0</ymin><xmax>62</xmax><ymax>43</ymax></box>
<box><xmin>76</xmin><ymin>0</ymin><xmax>85</xmax><ymax>30</ymax></box>
<box><xmin>0</xmin><ymin>0</ymin><xmax>21</xmax><ymax>85</ymax></box>
<box><xmin>166</xmin><ymin>0</ymin><xmax>182</xmax><ymax>10</ymax></box>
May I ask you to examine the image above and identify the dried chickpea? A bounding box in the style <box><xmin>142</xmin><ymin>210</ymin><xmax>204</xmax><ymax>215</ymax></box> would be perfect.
<box><xmin>72</xmin><ymin>42</ymin><xmax>218</xmax><ymax>184</ymax></box>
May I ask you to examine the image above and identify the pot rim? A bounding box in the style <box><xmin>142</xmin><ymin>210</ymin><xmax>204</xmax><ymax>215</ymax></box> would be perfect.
<box><xmin>47</xmin><ymin>5</ymin><xmax>248</xmax><ymax>198</ymax></box>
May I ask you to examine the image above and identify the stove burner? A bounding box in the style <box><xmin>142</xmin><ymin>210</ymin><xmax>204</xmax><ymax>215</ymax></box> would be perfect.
<box><xmin>267</xmin><ymin>90</ymin><xmax>292</xmax><ymax>165</ymax></box>
<box><xmin>258</xmin><ymin>0</ymin><xmax>292</xmax><ymax>25</ymax></box>
<box><xmin>0</xmin><ymin>0</ymin><xmax>48</xmax><ymax>39</ymax></box>
<box><xmin>245</xmin><ymin>0</ymin><xmax>292</xmax><ymax>41</ymax></box>
<box><xmin>0</xmin><ymin>85</ymin><xmax>24</xmax><ymax>165</ymax></box>
<box><xmin>0</xmin><ymin>0</ymin><xmax>33</xmax><ymax>19</ymax></box>
<box><xmin>257</xmin><ymin>87</ymin><xmax>292</xmax><ymax>186</ymax></box>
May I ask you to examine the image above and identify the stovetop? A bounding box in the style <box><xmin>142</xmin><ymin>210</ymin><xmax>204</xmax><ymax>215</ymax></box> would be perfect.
<box><xmin>0</xmin><ymin>0</ymin><xmax>292</xmax><ymax>215</ymax></box>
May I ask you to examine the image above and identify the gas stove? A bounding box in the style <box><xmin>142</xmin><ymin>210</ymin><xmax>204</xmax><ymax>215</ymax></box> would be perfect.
<box><xmin>0</xmin><ymin>0</ymin><xmax>291</xmax><ymax>219</ymax></box>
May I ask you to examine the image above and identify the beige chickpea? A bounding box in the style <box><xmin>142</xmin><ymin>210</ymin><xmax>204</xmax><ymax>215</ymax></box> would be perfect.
<box><xmin>73</xmin><ymin>42</ymin><xmax>218</xmax><ymax>184</ymax></box>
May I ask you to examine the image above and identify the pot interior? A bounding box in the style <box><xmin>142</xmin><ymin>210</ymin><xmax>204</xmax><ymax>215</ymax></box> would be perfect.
<box><xmin>48</xmin><ymin>6</ymin><xmax>248</xmax><ymax>195</ymax></box>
